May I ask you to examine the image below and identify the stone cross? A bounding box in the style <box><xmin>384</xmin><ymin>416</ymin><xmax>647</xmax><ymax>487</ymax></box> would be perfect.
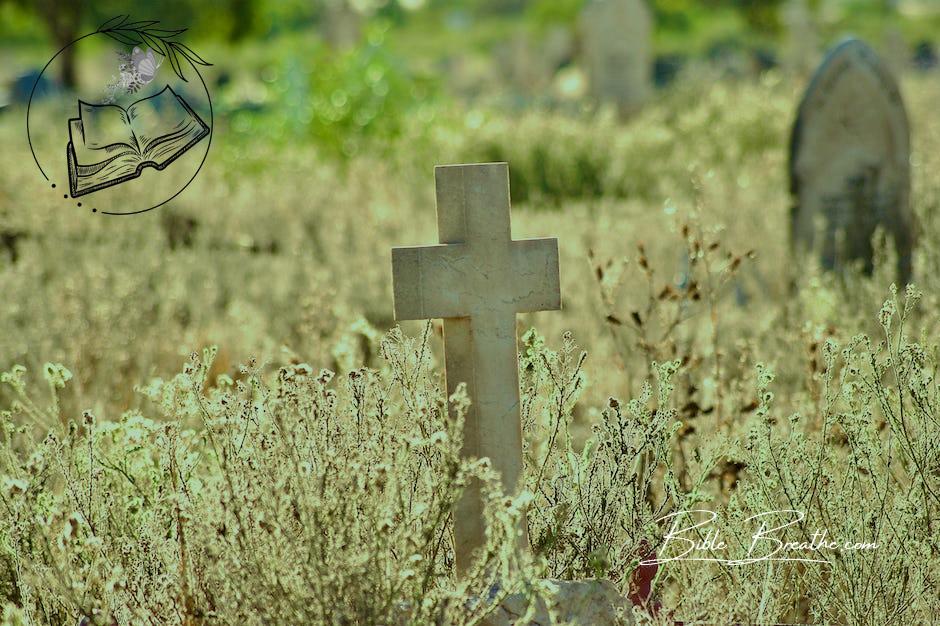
<box><xmin>580</xmin><ymin>0</ymin><xmax>652</xmax><ymax>116</ymax></box>
<box><xmin>391</xmin><ymin>163</ymin><xmax>561</xmax><ymax>572</ymax></box>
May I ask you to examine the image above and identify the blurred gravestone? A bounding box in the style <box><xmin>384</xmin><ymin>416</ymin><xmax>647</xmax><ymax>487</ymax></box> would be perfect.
<box><xmin>543</xmin><ymin>26</ymin><xmax>575</xmax><ymax>75</ymax></box>
<box><xmin>320</xmin><ymin>0</ymin><xmax>362</xmax><ymax>50</ymax></box>
<box><xmin>789</xmin><ymin>39</ymin><xmax>915</xmax><ymax>284</ymax></box>
<box><xmin>497</xmin><ymin>28</ymin><xmax>575</xmax><ymax>97</ymax></box>
<box><xmin>495</xmin><ymin>35</ymin><xmax>540</xmax><ymax>94</ymax></box>
<box><xmin>782</xmin><ymin>0</ymin><xmax>819</xmax><ymax>74</ymax></box>
<box><xmin>544</xmin><ymin>27</ymin><xmax>582</xmax><ymax>104</ymax></box>
<box><xmin>884</xmin><ymin>27</ymin><xmax>909</xmax><ymax>74</ymax></box>
<box><xmin>580</xmin><ymin>0</ymin><xmax>652</xmax><ymax>116</ymax></box>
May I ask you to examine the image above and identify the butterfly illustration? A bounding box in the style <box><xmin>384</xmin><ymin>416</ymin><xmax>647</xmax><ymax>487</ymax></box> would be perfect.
<box><xmin>131</xmin><ymin>47</ymin><xmax>162</xmax><ymax>84</ymax></box>
<box><xmin>104</xmin><ymin>46</ymin><xmax>163</xmax><ymax>102</ymax></box>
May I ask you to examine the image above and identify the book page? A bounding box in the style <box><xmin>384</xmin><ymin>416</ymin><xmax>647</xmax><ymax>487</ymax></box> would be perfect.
<box><xmin>70</xmin><ymin>118</ymin><xmax>138</xmax><ymax>170</ymax></box>
<box><xmin>128</xmin><ymin>86</ymin><xmax>200</xmax><ymax>154</ymax></box>
<box><xmin>142</xmin><ymin>119</ymin><xmax>207</xmax><ymax>167</ymax></box>
<box><xmin>79</xmin><ymin>101</ymin><xmax>139</xmax><ymax>152</ymax></box>
<box><xmin>69</xmin><ymin>120</ymin><xmax>142</xmax><ymax>195</ymax></box>
<box><xmin>71</xmin><ymin>153</ymin><xmax>143</xmax><ymax>194</ymax></box>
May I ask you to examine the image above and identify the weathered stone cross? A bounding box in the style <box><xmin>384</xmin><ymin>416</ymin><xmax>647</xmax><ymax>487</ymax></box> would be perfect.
<box><xmin>391</xmin><ymin>163</ymin><xmax>561</xmax><ymax>572</ymax></box>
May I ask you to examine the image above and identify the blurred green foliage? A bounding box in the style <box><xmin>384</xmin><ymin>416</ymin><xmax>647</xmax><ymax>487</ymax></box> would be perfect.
<box><xmin>524</xmin><ymin>0</ymin><xmax>585</xmax><ymax>28</ymax></box>
<box><xmin>1</xmin><ymin>0</ymin><xmax>939</xmax><ymax>164</ymax></box>
<box><xmin>2</xmin><ymin>0</ymin><xmax>934</xmax><ymax>53</ymax></box>
<box><xmin>306</xmin><ymin>22</ymin><xmax>439</xmax><ymax>159</ymax></box>
<box><xmin>730</xmin><ymin>0</ymin><xmax>785</xmax><ymax>35</ymax></box>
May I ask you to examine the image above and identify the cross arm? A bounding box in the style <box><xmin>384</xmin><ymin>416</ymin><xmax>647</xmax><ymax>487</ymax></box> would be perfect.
<box><xmin>508</xmin><ymin>237</ymin><xmax>561</xmax><ymax>313</ymax></box>
<box><xmin>391</xmin><ymin>243</ymin><xmax>472</xmax><ymax>321</ymax></box>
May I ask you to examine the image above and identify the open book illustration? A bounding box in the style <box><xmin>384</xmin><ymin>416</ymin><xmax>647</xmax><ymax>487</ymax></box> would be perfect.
<box><xmin>67</xmin><ymin>85</ymin><xmax>209</xmax><ymax>197</ymax></box>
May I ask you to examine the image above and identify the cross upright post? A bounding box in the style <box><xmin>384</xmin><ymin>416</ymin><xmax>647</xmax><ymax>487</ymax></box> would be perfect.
<box><xmin>391</xmin><ymin>163</ymin><xmax>561</xmax><ymax>573</ymax></box>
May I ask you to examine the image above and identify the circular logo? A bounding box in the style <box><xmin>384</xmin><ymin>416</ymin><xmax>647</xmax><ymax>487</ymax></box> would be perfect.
<box><xmin>26</xmin><ymin>16</ymin><xmax>213</xmax><ymax>216</ymax></box>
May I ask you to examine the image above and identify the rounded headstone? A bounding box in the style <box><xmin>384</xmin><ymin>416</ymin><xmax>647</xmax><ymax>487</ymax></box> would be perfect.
<box><xmin>580</xmin><ymin>0</ymin><xmax>652</xmax><ymax>116</ymax></box>
<box><xmin>789</xmin><ymin>39</ymin><xmax>915</xmax><ymax>283</ymax></box>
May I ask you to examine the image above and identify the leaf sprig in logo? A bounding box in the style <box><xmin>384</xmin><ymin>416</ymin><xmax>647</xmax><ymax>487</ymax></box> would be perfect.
<box><xmin>96</xmin><ymin>15</ymin><xmax>210</xmax><ymax>83</ymax></box>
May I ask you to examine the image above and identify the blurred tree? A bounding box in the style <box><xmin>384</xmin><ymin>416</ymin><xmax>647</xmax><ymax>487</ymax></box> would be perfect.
<box><xmin>428</xmin><ymin>0</ymin><xmax>525</xmax><ymax>15</ymax></box>
<box><xmin>0</xmin><ymin>0</ymin><xmax>264</xmax><ymax>87</ymax></box>
<box><xmin>306</xmin><ymin>20</ymin><xmax>439</xmax><ymax>158</ymax></box>
<box><xmin>4</xmin><ymin>0</ymin><xmax>85</xmax><ymax>87</ymax></box>
<box><xmin>525</xmin><ymin>0</ymin><xmax>584</xmax><ymax>28</ymax></box>
<box><xmin>651</xmin><ymin>0</ymin><xmax>696</xmax><ymax>31</ymax></box>
<box><xmin>733</xmin><ymin>0</ymin><xmax>784</xmax><ymax>34</ymax></box>
<box><xmin>227</xmin><ymin>0</ymin><xmax>259</xmax><ymax>41</ymax></box>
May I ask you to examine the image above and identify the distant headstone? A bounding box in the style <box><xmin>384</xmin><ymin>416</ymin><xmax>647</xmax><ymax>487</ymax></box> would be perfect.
<box><xmin>789</xmin><ymin>39</ymin><xmax>915</xmax><ymax>283</ymax></box>
<box><xmin>498</xmin><ymin>27</ymin><xmax>574</xmax><ymax>97</ymax></box>
<box><xmin>320</xmin><ymin>0</ymin><xmax>362</xmax><ymax>50</ymax></box>
<box><xmin>884</xmin><ymin>27</ymin><xmax>909</xmax><ymax>74</ymax></box>
<box><xmin>782</xmin><ymin>0</ymin><xmax>820</xmax><ymax>74</ymax></box>
<box><xmin>495</xmin><ymin>35</ymin><xmax>540</xmax><ymax>94</ymax></box>
<box><xmin>580</xmin><ymin>0</ymin><xmax>652</xmax><ymax>116</ymax></box>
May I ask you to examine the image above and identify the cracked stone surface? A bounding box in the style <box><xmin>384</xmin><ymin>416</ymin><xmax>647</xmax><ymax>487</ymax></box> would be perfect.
<box><xmin>391</xmin><ymin>163</ymin><xmax>561</xmax><ymax>573</ymax></box>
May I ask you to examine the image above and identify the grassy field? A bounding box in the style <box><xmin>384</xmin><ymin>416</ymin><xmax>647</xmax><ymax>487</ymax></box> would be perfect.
<box><xmin>1</xmin><ymin>25</ymin><xmax>940</xmax><ymax>626</ymax></box>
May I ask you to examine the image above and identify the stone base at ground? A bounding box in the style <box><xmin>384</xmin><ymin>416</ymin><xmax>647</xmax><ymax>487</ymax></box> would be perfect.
<box><xmin>485</xmin><ymin>579</ymin><xmax>632</xmax><ymax>625</ymax></box>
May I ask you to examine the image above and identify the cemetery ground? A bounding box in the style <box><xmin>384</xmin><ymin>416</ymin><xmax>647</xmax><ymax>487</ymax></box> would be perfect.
<box><xmin>2</xmin><ymin>71</ymin><xmax>940</xmax><ymax>623</ymax></box>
